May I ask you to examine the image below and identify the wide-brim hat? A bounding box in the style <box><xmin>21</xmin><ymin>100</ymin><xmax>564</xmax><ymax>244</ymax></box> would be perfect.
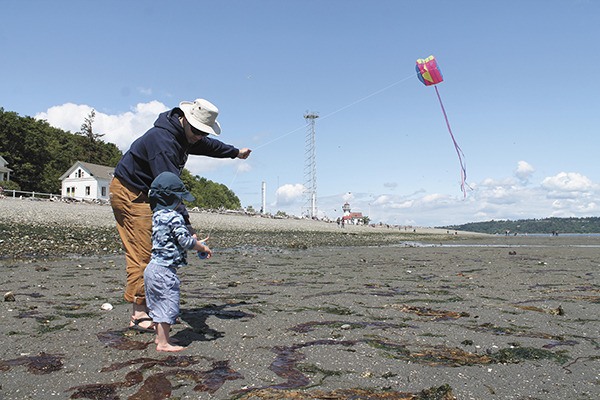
<box><xmin>179</xmin><ymin>98</ymin><xmax>222</xmax><ymax>136</ymax></box>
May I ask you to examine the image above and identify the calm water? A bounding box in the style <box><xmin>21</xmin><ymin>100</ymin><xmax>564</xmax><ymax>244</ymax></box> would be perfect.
<box><xmin>394</xmin><ymin>233</ymin><xmax>600</xmax><ymax>248</ymax></box>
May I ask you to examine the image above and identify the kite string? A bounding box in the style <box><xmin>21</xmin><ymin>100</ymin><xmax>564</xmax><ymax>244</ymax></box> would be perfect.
<box><xmin>318</xmin><ymin>72</ymin><xmax>417</xmax><ymax>122</ymax></box>
<box><xmin>253</xmin><ymin>72</ymin><xmax>417</xmax><ymax>151</ymax></box>
<box><xmin>434</xmin><ymin>85</ymin><xmax>469</xmax><ymax>198</ymax></box>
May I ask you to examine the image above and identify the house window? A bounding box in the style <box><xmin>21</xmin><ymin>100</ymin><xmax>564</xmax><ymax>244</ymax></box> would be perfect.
<box><xmin>85</xmin><ymin>186</ymin><xmax>91</xmax><ymax>196</ymax></box>
<box><xmin>77</xmin><ymin>169</ymin><xmax>84</xmax><ymax>178</ymax></box>
<box><xmin>66</xmin><ymin>187</ymin><xmax>70</xmax><ymax>196</ymax></box>
<box><xmin>101</xmin><ymin>187</ymin><xmax>106</xmax><ymax>197</ymax></box>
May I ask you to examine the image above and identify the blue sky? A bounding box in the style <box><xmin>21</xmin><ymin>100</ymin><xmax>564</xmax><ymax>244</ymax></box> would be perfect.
<box><xmin>2</xmin><ymin>0</ymin><xmax>599</xmax><ymax>227</ymax></box>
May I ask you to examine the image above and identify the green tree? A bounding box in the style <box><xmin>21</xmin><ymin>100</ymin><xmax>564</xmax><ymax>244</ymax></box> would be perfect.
<box><xmin>180</xmin><ymin>169</ymin><xmax>241</xmax><ymax>210</ymax></box>
<box><xmin>79</xmin><ymin>110</ymin><xmax>104</xmax><ymax>141</ymax></box>
<box><xmin>0</xmin><ymin>110</ymin><xmax>52</xmax><ymax>191</ymax></box>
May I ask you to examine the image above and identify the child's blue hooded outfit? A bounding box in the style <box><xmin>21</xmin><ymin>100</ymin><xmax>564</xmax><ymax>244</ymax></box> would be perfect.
<box><xmin>144</xmin><ymin>172</ymin><xmax>198</xmax><ymax>325</ymax></box>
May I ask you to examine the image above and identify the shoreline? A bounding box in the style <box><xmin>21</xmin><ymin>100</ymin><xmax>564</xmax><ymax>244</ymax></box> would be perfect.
<box><xmin>0</xmin><ymin>198</ymin><xmax>487</xmax><ymax>260</ymax></box>
<box><xmin>2</xmin><ymin>197</ymin><xmax>598</xmax><ymax>260</ymax></box>
<box><xmin>2</xmin><ymin>198</ymin><xmax>599</xmax><ymax>260</ymax></box>
<box><xmin>0</xmin><ymin>196</ymin><xmax>461</xmax><ymax>233</ymax></box>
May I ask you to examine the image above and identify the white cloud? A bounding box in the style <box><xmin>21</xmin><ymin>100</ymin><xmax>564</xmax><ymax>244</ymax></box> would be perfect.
<box><xmin>342</xmin><ymin>192</ymin><xmax>354</xmax><ymax>202</ymax></box>
<box><xmin>515</xmin><ymin>161</ymin><xmax>535</xmax><ymax>182</ymax></box>
<box><xmin>36</xmin><ymin>101</ymin><xmax>168</xmax><ymax>151</ymax></box>
<box><xmin>480</xmin><ymin>177</ymin><xmax>517</xmax><ymax>188</ymax></box>
<box><xmin>577</xmin><ymin>202</ymin><xmax>599</xmax><ymax>213</ymax></box>
<box><xmin>269</xmin><ymin>172</ymin><xmax>600</xmax><ymax>226</ymax></box>
<box><xmin>483</xmin><ymin>186</ymin><xmax>520</xmax><ymax>205</ymax></box>
<box><xmin>541</xmin><ymin>172</ymin><xmax>594</xmax><ymax>192</ymax></box>
<box><xmin>275</xmin><ymin>183</ymin><xmax>305</xmax><ymax>205</ymax></box>
<box><xmin>185</xmin><ymin>156</ymin><xmax>237</xmax><ymax>175</ymax></box>
<box><xmin>235</xmin><ymin>162</ymin><xmax>252</xmax><ymax>173</ymax></box>
<box><xmin>36</xmin><ymin>103</ymin><xmax>92</xmax><ymax>133</ymax></box>
<box><xmin>390</xmin><ymin>200</ymin><xmax>414</xmax><ymax>209</ymax></box>
<box><xmin>372</xmin><ymin>195</ymin><xmax>390</xmax><ymax>205</ymax></box>
<box><xmin>422</xmin><ymin>193</ymin><xmax>447</xmax><ymax>203</ymax></box>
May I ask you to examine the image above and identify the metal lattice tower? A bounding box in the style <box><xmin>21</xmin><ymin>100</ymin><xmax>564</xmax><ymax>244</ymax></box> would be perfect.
<box><xmin>303</xmin><ymin>112</ymin><xmax>319</xmax><ymax>218</ymax></box>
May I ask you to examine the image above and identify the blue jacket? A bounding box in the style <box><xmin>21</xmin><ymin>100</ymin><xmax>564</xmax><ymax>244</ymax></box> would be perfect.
<box><xmin>150</xmin><ymin>209</ymin><xmax>196</xmax><ymax>268</ymax></box>
<box><xmin>114</xmin><ymin>107</ymin><xmax>239</xmax><ymax>193</ymax></box>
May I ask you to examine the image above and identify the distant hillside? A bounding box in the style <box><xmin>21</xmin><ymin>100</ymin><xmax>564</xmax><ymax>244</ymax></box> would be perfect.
<box><xmin>438</xmin><ymin>217</ymin><xmax>600</xmax><ymax>234</ymax></box>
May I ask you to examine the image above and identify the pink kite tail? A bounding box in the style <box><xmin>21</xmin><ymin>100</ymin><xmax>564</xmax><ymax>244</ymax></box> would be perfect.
<box><xmin>434</xmin><ymin>85</ymin><xmax>469</xmax><ymax>198</ymax></box>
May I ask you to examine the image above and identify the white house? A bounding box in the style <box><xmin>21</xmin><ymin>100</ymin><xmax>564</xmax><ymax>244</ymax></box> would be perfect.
<box><xmin>59</xmin><ymin>161</ymin><xmax>114</xmax><ymax>201</ymax></box>
<box><xmin>341</xmin><ymin>202</ymin><xmax>364</xmax><ymax>225</ymax></box>
<box><xmin>0</xmin><ymin>155</ymin><xmax>12</xmax><ymax>182</ymax></box>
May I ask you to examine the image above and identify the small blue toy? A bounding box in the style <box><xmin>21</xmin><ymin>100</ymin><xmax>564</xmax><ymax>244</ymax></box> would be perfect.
<box><xmin>198</xmin><ymin>242</ymin><xmax>208</xmax><ymax>259</ymax></box>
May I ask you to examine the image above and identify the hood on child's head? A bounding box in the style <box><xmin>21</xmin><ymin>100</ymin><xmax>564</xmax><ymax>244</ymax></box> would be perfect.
<box><xmin>148</xmin><ymin>172</ymin><xmax>195</xmax><ymax>211</ymax></box>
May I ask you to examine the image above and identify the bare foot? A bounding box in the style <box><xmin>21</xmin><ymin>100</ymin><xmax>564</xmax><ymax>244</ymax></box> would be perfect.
<box><xmin>156</xmin><ymin>343</ymin><xmax>185</xmax><ymax>352</ymax></box>
<box><xmin>155</xmin><ymin>338</ymin><xmax>179</xmax><ymax>345</ymax></box>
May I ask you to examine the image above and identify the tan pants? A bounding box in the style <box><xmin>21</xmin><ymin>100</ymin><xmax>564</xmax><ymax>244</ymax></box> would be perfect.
<box><xmin>109</xmin><ymin>177</ymin><xmax>153</xmax><ymax>305</ymax></box>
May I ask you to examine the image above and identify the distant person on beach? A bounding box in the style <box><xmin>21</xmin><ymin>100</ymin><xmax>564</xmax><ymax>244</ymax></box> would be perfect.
<box><xmin>144</xmin><ymin>171</ymin><xmax>211</xmax><ymax>352</ymax></box>
<box><xmin>109</xmin><ymin>98</ymin><xmax>251</xmax><ymax>332</ymax></box>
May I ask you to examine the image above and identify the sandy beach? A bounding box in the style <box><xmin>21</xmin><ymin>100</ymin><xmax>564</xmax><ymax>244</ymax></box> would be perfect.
<box><xmin>1</xmin><ymin>199</ymin><xmax>599</xmax><ymax>399</ymax></box>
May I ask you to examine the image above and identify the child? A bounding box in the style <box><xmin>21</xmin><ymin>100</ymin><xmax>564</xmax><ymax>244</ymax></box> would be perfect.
<box><xmin>144</xmin><ymin>171</ymin><xmax>211</xmax><ymax>352</ymax></box>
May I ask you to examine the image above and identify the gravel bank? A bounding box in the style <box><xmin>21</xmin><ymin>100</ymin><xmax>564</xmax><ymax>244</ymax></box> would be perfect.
<box><xmin>0</xmin><ymin>198</ymin><xmax>477</xmax><ymax>259</ymax></box>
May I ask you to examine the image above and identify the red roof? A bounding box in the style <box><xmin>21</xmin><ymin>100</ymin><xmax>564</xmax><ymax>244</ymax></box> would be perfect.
<box><xmin>342</xmin><ymin>212</ymin><xmax>363</xmax><ymax>220</ymax></box>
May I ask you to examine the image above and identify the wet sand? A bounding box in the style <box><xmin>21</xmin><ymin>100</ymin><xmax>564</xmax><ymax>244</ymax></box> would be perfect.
<box><xmin>1</xmin><ymin>199</ymin><xmax>599</xmax><ymax>399</ymax></box>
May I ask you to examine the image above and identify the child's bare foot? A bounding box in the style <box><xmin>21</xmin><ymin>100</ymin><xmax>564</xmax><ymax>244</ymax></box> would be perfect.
<box><xmin>156</xmin><ymin>343</ymin><xmax>185</xmax><ymax>352</ymax></box>
<box><xmin>154</xmin><ymin>322</ymin><xmax>182</xmax><ymax>351</ymax></box>
<box><xmin>155</xmin><ymin>337</ymin><xmax>179</xmax><ymax>345</ymax></box>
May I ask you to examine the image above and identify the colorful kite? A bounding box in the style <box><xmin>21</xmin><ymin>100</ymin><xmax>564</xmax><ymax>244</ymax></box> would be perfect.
<box><xmin>416</xmin><ymin>55</ymin><xmax>469</xmax><ymax>197</ymax></box>
<box><xmin>416</xmin><ymin>55</ymin><xmax>444</xmax><ymax>86</ymax></box>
